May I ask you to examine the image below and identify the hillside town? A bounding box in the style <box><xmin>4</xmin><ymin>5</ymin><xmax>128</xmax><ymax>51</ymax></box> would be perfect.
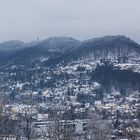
<box><xmin>0</xmin><ymin>58</ymin><xmax>140</xmax><ymax>140</ymax></box>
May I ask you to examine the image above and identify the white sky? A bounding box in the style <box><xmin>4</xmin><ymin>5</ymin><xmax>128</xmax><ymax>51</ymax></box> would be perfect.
<box><xmin>0</xmin><ymin>0</ymin><xmax>140</xmax><ymax>43</ymax></box>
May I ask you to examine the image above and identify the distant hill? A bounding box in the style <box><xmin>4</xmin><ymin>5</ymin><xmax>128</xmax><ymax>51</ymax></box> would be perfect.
<box><xmin>0</xmin><ymin>37</ymin><xmax>80</xmax><ymax>63</ymax></box>
<box><xmin>65</xmin><ymin>35</ymin><xmax>140</xmax><ymax>61</ymax></box>
<box><xmin>0</xmin><ymin>35</ymin><xmax>140</xmax><ymax>64</ymax></box>
<box><xmin>0</xmin><ymin>35</ymin><xmax>140</xmax><ymax>104</ymax></box>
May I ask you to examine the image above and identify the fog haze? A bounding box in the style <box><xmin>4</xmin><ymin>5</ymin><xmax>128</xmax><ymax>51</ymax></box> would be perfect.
<box><xmin>0</xmin><ymin>0</ymin><xmax>140</xmax><ymax>43</ymax></box>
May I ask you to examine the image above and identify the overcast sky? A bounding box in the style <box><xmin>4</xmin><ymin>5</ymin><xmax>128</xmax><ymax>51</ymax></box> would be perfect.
<box><xmin>0</xmin><ymin>0</ymin><xmax>140</xmax><ymax>43</ymax></box>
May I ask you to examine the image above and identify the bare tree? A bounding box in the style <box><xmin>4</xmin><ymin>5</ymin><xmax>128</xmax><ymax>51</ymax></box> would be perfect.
<box><xmin>123</xmin><ymin>120</ymin><xmax>140</xmax><ymax>140</ymax></box>
<box><xmin>15</xmin><ymin>92</ymin><xmax>38</xmax><ymax>140</ymax></box>
<box><xmin>0</xmin><ymin>93</ymin><xmax>16</xmax><ymax>140</ymax></box>
<box><xmin>46</xmin><ymin>107</ymin><xmax>73</xmax><ymax>140</ymax></box>
<box><xmin>86</xmin><ymin>110</ymin><xmax>111</xmax><ymax>140</ymax></box>
<box><xmin>47</xmin><ymin>110</ymin><xmax>65</xmax><ymax>140</ymax></box>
